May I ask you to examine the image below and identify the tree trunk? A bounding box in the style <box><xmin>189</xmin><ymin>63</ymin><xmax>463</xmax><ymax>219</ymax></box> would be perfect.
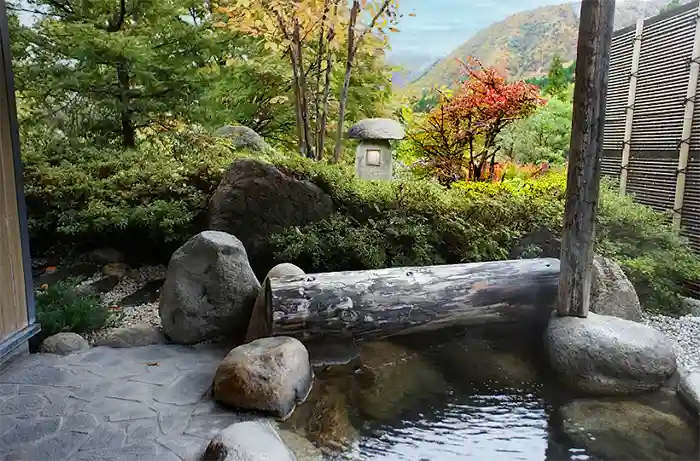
<box><xmin>294</xmin><ymin>20</ymin><xmax>314</xmax><ymax>159</ymax></box>
<box><xmin>318</xmin><ymin>50</ymin><xmax>334</xmax><ymax>159</ymax></box>
<box><xmin>116</xmin><ymin>59</ymin><xmax>136</xmax><ymax>148</ymax></box>
<box><xmin>317</xmin><ymin>0</ymin><xmax>339</xmax><ymax>159</ymax></box>
<box><xmin>289</xmin><ymin>45</ymin><xmax>306</xmax><ymax>156</ymax></box>
<box><xmin>557</xmin><ymin>0</ymin><xmax>615</xmax><ymax>317</ymax></box>
<box><xmin>333</xmin><ymin>62</ymin><xmax>353</xmax><ymax>163</ymax></box>
<box><xmin>332</xmin><ymin>0</ymin><xmax>359</xmax><ymax>163</ymax></box>
<box><xmin>312</xmin><ymin>0</ymin><xmax>330</xmax><ymax>158</ymax></box>
<box><xmin>253</xmin><ymin>259</ymin><xmax>560</xmax><ymax>344</ymax></box>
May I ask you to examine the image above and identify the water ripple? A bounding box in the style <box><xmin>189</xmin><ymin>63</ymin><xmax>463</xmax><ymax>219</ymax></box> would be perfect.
<box><xmin>352</xmin><ymin>392</ymin><xmax>550</xmax><ymax>461</ymax></box>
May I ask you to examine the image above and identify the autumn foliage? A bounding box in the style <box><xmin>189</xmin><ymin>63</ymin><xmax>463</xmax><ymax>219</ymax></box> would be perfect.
<box><xmin>215</xmin><ymin>0</ymin><xmax>400</xmax><ymax>160</ymax></box>
<box><xmin>407</xmin><ymin>58</ymin><xmax>544</xmax><ymax>185</ymax></box>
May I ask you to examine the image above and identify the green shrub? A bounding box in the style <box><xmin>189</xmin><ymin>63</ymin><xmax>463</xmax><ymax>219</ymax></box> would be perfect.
<box><xmin>22</xmin><ymin>128</ymin><xmax>277</xmax><ymax>257</ymax></box>
<box><xmin>271</xmin><ymin>165</ymin><xmax>700</xmax><ymax>316</ymax></box>
<box><xmin>596</xmin><ymin>179</ymin><xmax>700</xmax><ymax>315</ymax></box>
<box><xmin>23</xmin><ymin>129</ymin><xmax>700</xmax><ymax>316</ymax></box>
<box><xmin>271</xmin><ymin>169</ymin><xmax>565</xmax><ymax>269</ymax></box>
<box><xmin>35</xmin><ymin>278</ymin><xmax>120</xmax><ymax>340</ymax></box>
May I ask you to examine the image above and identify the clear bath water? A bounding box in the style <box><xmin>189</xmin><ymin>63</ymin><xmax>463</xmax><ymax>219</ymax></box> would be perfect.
<box><xmin>287</xmin><ymin>325</ymin><xmax>700</xmax><ymax>461</ymax></box>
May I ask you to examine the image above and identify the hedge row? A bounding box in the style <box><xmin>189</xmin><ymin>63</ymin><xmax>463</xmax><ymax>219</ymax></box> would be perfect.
<box><xmin>21</xmin><ymin>133</ymin><xmax>700</xmax><ymax>315</ymax></box>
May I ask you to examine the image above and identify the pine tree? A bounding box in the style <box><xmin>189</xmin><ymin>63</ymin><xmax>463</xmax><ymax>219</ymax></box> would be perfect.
<box><xmin>544</xmin><ymin>55</ymin><xmax>568</xmax><ymax>100</ymax></box>
<box><xmin>10</xmin><ymin>0</ymin><xmax>218</xmax><ymax>148</ymax></box>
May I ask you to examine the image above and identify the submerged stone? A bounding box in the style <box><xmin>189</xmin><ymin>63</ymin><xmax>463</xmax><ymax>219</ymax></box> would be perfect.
<box><xmin>429</xmin><ymin>335</ymin><xmax>541</xmax><ymax>391</ymax></box>
<box><xmin>355</xmin><ymin>341</ymin><xmax>449</xmax><ymax>422</ymax></box>
<box><xmin>560</xmin><ymin>398</ymin><xmax>699</xmax><ymax>460</ymax></box>
<box><xmin>283</xmin><ymin>380</ymin><xmax>358</xmax><ymax>452</ymax></box>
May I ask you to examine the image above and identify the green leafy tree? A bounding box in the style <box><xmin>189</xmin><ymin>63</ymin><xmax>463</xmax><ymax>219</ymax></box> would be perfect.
<box><xmin>193</xmin><ymin>36</ymin><xmax>298</xmax><ymax>143</ymax></box>
<box><xmin>499</xmin><ymin>96</ymin><xmax>573</xmax><ymax>164</ymax></box>
<box><xmin>543</xmin><ymin>55</ymin><xmax>568</xmax><ymax>100</ymax></box>
<box><xmin>10</xmin><ymin>0</ymin><xmax>219</xmax><ymax>148</ymax></box>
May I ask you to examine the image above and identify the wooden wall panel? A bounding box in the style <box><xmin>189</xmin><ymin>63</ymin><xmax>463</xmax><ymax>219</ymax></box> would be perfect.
<box><xmin>0</xmin><ymin>2</ymin><xmax>28</xmax><ymax>343</ymax></box>
<box><xmin>0</xmin><ymin>114</ymin><xmax>28</xmax><ymax>340</ymax></box>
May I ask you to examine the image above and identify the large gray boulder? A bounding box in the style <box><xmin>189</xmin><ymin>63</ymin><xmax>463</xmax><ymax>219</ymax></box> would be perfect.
<box><xmin>347</xmin><ymin>118</ymin><xmax>405</xmax><ymax>140</ymax></box>
<box><xmin>200</xmin><ymin>421</ymin><xmax>295</xmax><ymax>461</ymax></box>
<box><xmin>213</xmin><ymin>336</ymin><xmax>313</xmax><ymax>419</ymax></box>
<box><xmin>209</xmin><ymin>159</ymin><xmax>334</xmax><ymax>278</ymax></box>
<box><xmin>546</xmin><ymin>312</ymin><xmax>677</xmax><ymax>395</ymax></box>
<box><xmin>159</xmin><ymin>231</ymin><xmax>260</xmax><ymax>345</ymax></box>
<box><xmin>215</xmin><ymin>125</ymin><xmax>272</xmax><ymax>153</ymax></box>
<box><xmin>590</xmin><ymin>255</ymin><xmax>642</xmax><ymax>321</ymax></box>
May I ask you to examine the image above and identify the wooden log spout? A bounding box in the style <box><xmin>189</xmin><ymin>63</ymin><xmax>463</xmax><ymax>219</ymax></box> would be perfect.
<box><xmin>257</xmin><ymin>258</ymin><xmax>560</xmax><ymax>343</ymax></box>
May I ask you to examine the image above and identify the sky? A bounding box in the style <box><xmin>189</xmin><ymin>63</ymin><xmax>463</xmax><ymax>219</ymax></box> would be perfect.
<box><xmin>387</xmin><ymin>0</ymin><xmax>565</xmax><ymax>64</ymax></box>
<box><xmin>386</xmin><ymin>0</ymin><xmax>649</xmax><ymax>69</ymax></box>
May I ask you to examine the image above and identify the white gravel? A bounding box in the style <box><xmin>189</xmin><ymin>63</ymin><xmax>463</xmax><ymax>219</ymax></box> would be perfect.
<box><xmin>80</xmin><ymin>265</ymin><xmax>166</xmax><ymax>344</ymax></box>
<box><xmin>642</xmin><ymin>308</ymin><xmax>700</xmax><ymax>374</ymax></box>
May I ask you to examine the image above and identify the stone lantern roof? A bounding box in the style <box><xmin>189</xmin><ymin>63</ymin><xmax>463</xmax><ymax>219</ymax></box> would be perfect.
<box><xmin>347</xmin><ymin>118</ymin><xmax>406</xmax><ymax>140</ymax></box>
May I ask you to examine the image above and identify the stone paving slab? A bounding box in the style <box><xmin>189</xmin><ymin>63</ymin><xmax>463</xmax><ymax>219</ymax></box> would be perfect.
<box><xmin>0</xmin><ymin>345</ymin><xmax>262</xmax><ymax>461</ymax></box>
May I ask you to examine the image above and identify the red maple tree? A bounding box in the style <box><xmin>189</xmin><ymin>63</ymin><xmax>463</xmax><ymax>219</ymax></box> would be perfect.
<box><xmin>409</xmin><ymin>58</ymin><xmax>544</xmax><ymax>185</ymax></box>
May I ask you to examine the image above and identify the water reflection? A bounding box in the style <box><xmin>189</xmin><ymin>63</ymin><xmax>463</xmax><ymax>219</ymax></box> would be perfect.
<box><xmin>283</xmin><ymin>325</ymin><xmax>699</xmax><ymax>461</ymax></box>
<box><xmin>352</xmin><ymin>393</ymin><xmax>549</xmax><ymax>461</ymax></box>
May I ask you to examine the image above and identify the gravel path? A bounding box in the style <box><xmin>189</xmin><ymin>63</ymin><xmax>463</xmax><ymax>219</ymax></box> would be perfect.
<box><xmin>642</xmin><ymin>308</ymin><xmax>700</xmax><ymax>373</ymax></box>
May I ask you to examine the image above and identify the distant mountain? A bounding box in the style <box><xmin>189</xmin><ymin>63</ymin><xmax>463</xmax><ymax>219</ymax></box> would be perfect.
<box><xmin>406</xmin><ymin>0</ymin><xmax>673</xmax><ymax>93</ymax></box>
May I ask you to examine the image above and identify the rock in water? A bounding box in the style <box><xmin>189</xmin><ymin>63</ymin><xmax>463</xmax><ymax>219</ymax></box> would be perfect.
<box><xmin>215</xmin><ymin>125</ymin><xmax>272</xmax><ymax>153</ymax></box>
<box><xmin>560</xmin><ymin>399</ymin><xmax>699</xmax><ymax>460</ymax></box>
<box><xmin>284</xmin><ymin>380</ymin><xmax>359</xmax><ymax>452</ymax></box>
<box><xmin>213</xmin><ymin>337</ymin><xmax>313</xmax><ymax>419</ymax></box>
<box><xmin>590</xmin><ymin>255</ymin><xmax>643</xmax><ymax>322</ymax></box>
<box><xmin>201</xmin><ymin>421</ymin><xmax>296</xmax><ymax>461</ymax></box>
<box><xmin>39</xmin><ymin>332</ymin><xmax>89</xmax><ymax>355</ymax></box>
<box><xmin>159</xmin><ymin>231</ymin><xmax>260</xmax><ymax>345</ymax></box>
<box><xmin>209</xmin><ymin>159</ymin><xmax>333</xmax><ymax>278</ymax></box>
<box><xmin>275</xmin><ymin>428</ymin><xmax>324</xmax><ymax>461</ymax></box>
<box><xmin>546</xmin><ymin>312</ymin><xmax>677</xmax><ymax>395</ymax></box>
<box><xmin>678</xmin><ymin>370</ymin><xmax>700</xmax><ymax>418</ymax></box>
<box><xmin>430</xmin><ymin>335</ymin><xmax>540</xmax><ymax>391</ymax></box>
<box><xmin>245</xmin><ymin>263</ymin><xmax>306</xmax><ymax>343</ymax></box>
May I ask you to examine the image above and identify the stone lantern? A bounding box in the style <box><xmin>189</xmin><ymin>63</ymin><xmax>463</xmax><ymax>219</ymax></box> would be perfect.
<box><xmin>348</xmin><ymin>118</ymin><xmax>406</xmax><ymax>181</ymax></box>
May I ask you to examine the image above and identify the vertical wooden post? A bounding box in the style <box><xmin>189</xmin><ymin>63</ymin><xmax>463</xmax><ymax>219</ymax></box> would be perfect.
<box><xmin>672</xmin><ymin>0</ymin><xmax>700</xmax><ymax>231</ymax></box>
<box><xmin>557</xmin><ymin>0</ymin><xmax>616</xmax><ymax>317</ymax></box>
<box><xmin>619</xmin><ymin>18</ymin><xmax>643</xmax><ymax>196</ymax></box>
